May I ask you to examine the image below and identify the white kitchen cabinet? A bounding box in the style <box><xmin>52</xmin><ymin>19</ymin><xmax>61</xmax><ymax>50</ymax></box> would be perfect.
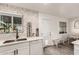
<box><xmin>72</xmin><ymin>40</ymin><xmax>79</xmax><ymax>55</ymax></box>
<box><xmin>0</xmin><ymin>42</ymin><xmax>29</xmax><ymax>55</ymax></box>
<box><xmin>74</xmin><ymin>44</ymin><xmax>79</xmax><ymax>55</ymax></box>
<box><xmin>0</xmin><ymin>50</ymin><xmax>15</xmax><ymax>55</ymax></box>
<box><xmin>16</xmin><ymin>42</ymin><xmax>29</xmax><ymax>55</ymax></box>
<box><xmin>18</xmin><ymin>47</ymin><xmax>29</xmax><ymax>55</ymax></box>
<box><xmin>30</xmin><ymin>39</ymin><xmax>43</xmax><ymax>55</ymax></box>
<box><xmin>0</xmin><ymin>39</ymin><xmax>43</xmax><ymax>55</ymax></box>
<box><xmin>0</xmin><ymin>45</ymin><xmax>15</xmax><ymax>55</ymax></box>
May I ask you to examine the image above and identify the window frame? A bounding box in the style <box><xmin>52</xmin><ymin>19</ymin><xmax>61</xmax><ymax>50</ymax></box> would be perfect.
<box><xmin>0</xmin><ymin>13</ymin><xmax>23</xmax><ymax>34</ymax></box>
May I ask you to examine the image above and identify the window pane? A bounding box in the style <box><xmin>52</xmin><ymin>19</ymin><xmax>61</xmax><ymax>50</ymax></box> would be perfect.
<box><xmin>13</xmin><ymin>17</ymin><xmax>22</xmax><ymax>24</ymax></box>
<box><xmin>0</xmin><ymin>15</ymin><xmax>12</xmax><ymax>33</ymax></box>
<box><xmin>1</xmin><ymin>15</ymin><xmax>11</xmax><ymax>23</ymax></box>
<box><xmin>13</xmin><ymin>17</ymin><xmax>22</xmax><ymax>32</ymax></box>
<box><xmin>59</xmin><ymin>22</ymin><xmax>67</xmax><ymax>34</ymax></box>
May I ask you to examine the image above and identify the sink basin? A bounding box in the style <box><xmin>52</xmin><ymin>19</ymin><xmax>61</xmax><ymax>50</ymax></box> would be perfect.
<box><xmin>3</xmin><ymin>38</ymin><xmax>27</xmax><ymax>44</ymax></box>
<box><xmin>3</xmin><ymin>40</ymin><xmax>15</xmax><ymax>44</ymax></box>
<box><xmin>16</xmin><ymin>38</ymin><xmax>27</xmax><ymax>41</ymax></box>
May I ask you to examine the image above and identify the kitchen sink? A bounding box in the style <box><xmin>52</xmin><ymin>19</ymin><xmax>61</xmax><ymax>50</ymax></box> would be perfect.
<box><xmin>3</xmin><ymin>40</ymin><xmax>15</xmax><ymax>44</ymax></box>
<box><xmin>3</xmin><ymin>38</ymin><xmax>27</xmax><ymax>44</ymax></box>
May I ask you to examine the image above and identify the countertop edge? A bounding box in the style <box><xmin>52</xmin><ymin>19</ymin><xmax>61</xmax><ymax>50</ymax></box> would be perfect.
<box><xmin>0</xmin><ymin>37</ymin><xmax>43</xmax><ymax>47</ymax></box>
<box><xmin>72</xmin><ymin>40</ymin><xmax>79</xmax><ymax>45</ymax></box>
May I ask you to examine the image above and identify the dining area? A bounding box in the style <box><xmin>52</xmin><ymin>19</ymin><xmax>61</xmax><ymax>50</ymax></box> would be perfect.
<box><xmin>38</xmin><ymin>12</ymin><xmax>79</xmax><ymax>55</ymax></box>
<box><xmin>42</xmin><ymin>32</ymin><xmax>79</xmax><ymax>55</ymax></box>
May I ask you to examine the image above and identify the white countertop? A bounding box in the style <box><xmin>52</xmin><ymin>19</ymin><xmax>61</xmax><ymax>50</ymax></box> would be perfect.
<box><xmin>0</xmin><ymin>37</ymin><xmax>43</xmax><ymax>47</ymax></box>
<box><xmin>72</xmin><ymin>40</ymin><xmax>79</xmax><ymax>45</ymax></box>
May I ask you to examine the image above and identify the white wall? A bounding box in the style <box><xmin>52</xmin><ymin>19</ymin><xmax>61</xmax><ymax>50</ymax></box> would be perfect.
<box><xmin>68</xmin><ymin>18</ymin><xmax>79</xmax><ymax>35</ymax></box>
<box><xmin>39</xmin><ymin>13</ymin><xmax>69</xmax><ymax>40</ymax></box>
<box><xmin>0</xmin><ymin>4</ymin><xmax>39</xmax><ymax>40</ymax></box>
<box><xmin>0</xmin><ymin>4</ymin><xmax>70</xmax><ymax>42</ymax></box>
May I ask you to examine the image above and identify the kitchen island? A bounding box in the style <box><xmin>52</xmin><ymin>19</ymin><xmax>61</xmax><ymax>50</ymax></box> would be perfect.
<box><xmin>72</xmin><ymin>40</ymin><xmax>79</xmax><ymax>55</ymax></box>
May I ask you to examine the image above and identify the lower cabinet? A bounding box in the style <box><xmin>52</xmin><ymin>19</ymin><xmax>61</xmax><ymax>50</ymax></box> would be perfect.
<box><xmin>30</xmin><ymin>40</ymin><xmax>43</xmax><ymax>55</ymax></box>
<box><xmin>0</xmin><ymin>42</ymin><xmax>29</xmax><ymax>55</ymax></box>
<box><xmin>0</xmin><ymin>50</ymin><xmax>15</xmax><ymax>55</ymax></box>
<box><xmin>74</xmin><ymin>44</ymin><xmax>79</xmax><ymax>55</ymax></box>
<box><xmin>16</xmin><ymin>42</ymin><xmax>29</xmax><ymax>55</ymax></box>
<box><xmin>18</xmin><ymin>47</ymin><xmax>29</xmax><ymax>55</ymax></box>
<box><xmin>0</xmin><ymin>45</ymin><xmax>15</xmax><ymax>55</ymax></box>
<box><xmin>0</xmin><ymin>39</ymin><xmax>43</xmax><ymax>55</ymax></box>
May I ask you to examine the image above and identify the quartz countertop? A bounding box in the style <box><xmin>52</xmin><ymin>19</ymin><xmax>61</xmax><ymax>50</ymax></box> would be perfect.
<box><xmin>0</xmin><ymin>37</ymin><xmax>43</xmax><ymax>47</ymax></box>
<box><xmin>72</xmin><ymin>40</ymin><xmax>79</xmax><ymax>45</ymax></box>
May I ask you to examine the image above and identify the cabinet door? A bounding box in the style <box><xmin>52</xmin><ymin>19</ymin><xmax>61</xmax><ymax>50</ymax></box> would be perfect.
<box><xmin>15</xmin><ymin>42</ymin><xmax>29</xmax><ymax>55</ymax></box>
<box><xmin>18</xmin><ymin>47</ymin><xmax>29</xmax><ymax>55</ymax></box>
<box><xmin>0</xmin><ymin>45</ymin><xmax>15</xmax><ymax>55</ymax></box>
<box><xmin>0</xmin><ymin>50</ymin><xmax>14</xmax><ymax>55</ymax></box>
<box><xmin>30</xmin><ymin>40</ymin><xmax>43</xmax><ymax>55</ymax></box>
<box><xmin>74</xmin><ymin>45</ymin><xmax>79</xmax><ymax>55</ymax></box>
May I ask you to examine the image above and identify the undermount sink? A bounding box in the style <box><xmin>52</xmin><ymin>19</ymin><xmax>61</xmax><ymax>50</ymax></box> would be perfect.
<box><xmin>3</xmin><ymin>40</ymin><xmax>15</xmax><ymax>44</ymax></box>
<box><xmin>16</xmin><ymin>38</ymin><xmax>27</xmax><ymax>41</ymax></box>
<box><xmin>3</xmin><ymin>38</ymin><xmax>27</xmax><ymax>44</ymax></box>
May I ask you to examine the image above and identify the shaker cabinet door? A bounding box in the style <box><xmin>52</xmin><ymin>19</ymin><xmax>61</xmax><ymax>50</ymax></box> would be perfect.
<box><xmin>15</xmin><ymin>42</ymin><xmax>29</xmax><ymax>55</ymax></box>
<box><xmin>30</xmin><ymin>40</ymin><xmax>43</xmax><ymax>55</ymax></box>
<box><xmin>0</xmin><ymin>45</ymin><xmax>15</xmax><ymax>55</ymax></box>
<box><xmin>0</xmin><ymin>50</ymin><xmax>14</xmax><ymax>55</ymax></box>
<box><xmin>18</xmin><ymin>47</ymin><xmax>29</xmax><ymax>55</ymax></box>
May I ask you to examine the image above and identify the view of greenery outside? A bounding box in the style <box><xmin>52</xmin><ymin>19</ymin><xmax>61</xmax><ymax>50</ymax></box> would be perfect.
<box><xmin>0</xmin><ymin>15</ymin><xmax>22</xmax><ymax>33</ymax></box>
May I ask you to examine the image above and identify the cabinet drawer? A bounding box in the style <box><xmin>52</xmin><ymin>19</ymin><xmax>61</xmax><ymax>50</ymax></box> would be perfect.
<box><xmin>15</xmin><ymin>42</ymin><xmax>29</xmax><ymax>49</ymax></box>
<box><xmin>0</xmin><ymin>45</ymin><xmax>15</xmax><ymax>53</ymax></box>
<box><xmin>15</xmin><ymin>42</ymin><xmax>29</xmax><ymax>55</ymax></box>
<box><xmin>74</xmin><ymin>45</ymin><xmax>79</xmax><ymax>50</ymax></box>
<box><xmin>18</xmin><ymin>47</ymin><xmax>29</xmax><ymax>55</ymax></box>
<box><xmin>0</xmin><ymin>49</ymin><xmax>14</xmax><ymax>55</ymax></box>
<box><xmin>30</xmin><ymin>40</ymin><xmax>43</xmax><ymax>55</ymax></box>
<box><xmin>74</xmin><ymin>48</ymin><xmax>79</xmax><ymax>51</ymax></box>
<box><xmin>30</xmin><ymin>40</ymin><xmax>42</xmax><ymax>45</ymax></box>
<box><xmin>74</xmin><ymin>51</ymin><xmax>79</xmax><ymax>55</ymax></box>
<box><xmin>30</xmin><ymin>46</ymin><xmax>43</xmax><ymax>55</ymax></box>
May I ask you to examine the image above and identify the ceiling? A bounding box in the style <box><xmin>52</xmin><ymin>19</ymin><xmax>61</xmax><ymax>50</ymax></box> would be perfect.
<box><xmin>7</xmin><ymin>3</ymin><xmax>79</xmax><ymax>18</ymax></box>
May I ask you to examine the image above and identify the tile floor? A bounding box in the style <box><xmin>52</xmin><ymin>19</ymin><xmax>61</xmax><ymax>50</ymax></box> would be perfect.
<box><xmin>44</xmin><ymin>43</ymin><xmax>74</xmax><ymax>55</ymax></box>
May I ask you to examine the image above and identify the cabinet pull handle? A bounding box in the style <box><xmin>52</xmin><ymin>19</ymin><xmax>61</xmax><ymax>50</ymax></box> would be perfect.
<box><xmin>14</xmin><ymin>49</ymin><xmax>18</xmax><ymax>55</ymax></box>
<box><xmin>14</xmin><ymin>50</ymin><xmax>16</xmax><ymax>55</ymax></box>
<box><xmin>16</xmin><ymin>49</ymin><xmax>18</xmax><ymax>55</ymax></box>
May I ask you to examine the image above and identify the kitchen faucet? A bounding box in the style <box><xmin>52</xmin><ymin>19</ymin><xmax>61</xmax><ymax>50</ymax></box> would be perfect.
<box><xmin>16</xmin><ymin>28</ymin><xmax>19</xmax><ymax>39</ymax></box>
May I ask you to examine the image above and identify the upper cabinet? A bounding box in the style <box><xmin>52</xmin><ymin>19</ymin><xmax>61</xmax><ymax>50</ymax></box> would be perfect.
<box><xmin>0</xmin><ymin>13</ymin><xmax>23</xmax><ymax>33</ymax></box>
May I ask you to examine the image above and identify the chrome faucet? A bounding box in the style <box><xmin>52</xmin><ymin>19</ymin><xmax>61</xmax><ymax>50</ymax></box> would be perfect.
<box><xmin>16</xmin><ymin>28</ymin><xmax>19</xmax><ymax>39</ymax></box>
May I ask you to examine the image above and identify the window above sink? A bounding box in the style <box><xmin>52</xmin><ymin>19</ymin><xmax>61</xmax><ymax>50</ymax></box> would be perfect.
<box><xmin>0</xmin><ymin>12</ymin><xmax>23</xmax><ymax>33</ymax></box>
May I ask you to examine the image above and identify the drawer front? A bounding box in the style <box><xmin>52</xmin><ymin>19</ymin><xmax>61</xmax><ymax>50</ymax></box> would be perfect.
<box><xmin>74</xmin><ymin>45</ymin><xmax>79</xmax><ymax>55</ymax></box>
<box><xmin>0</xmin><ymin>50</ymin><xmax>14</xmax><ymax>55</ymax></box>
<box><xmin>18</xmin><ymin>47</ymin><xmax>29</xmax><ymax>55</ymax></box>
<box><xmin>0</xmin><ymin>45</ymin><xmax>15</xmax><ymax>53</ymax></box>
<box><xmin>74</xmin><ymin>45</ymin><xmax>79</xmax><ymax>50</ymax></box>
<box><xmin>30</xmin><ymin>40</ymin><xmax>43</xmax><ymax>55</ymax></box>
<box><xmin>30</xmin><ymin>40</ymin><xmax>42</xmax><ymax>46</ymax></box>
<box><xmin>74</xmin><ymin>51</ymin><xmax>79</xmax><ymax>55</ymax></box>
<box><xmin>30</xmin><ymin>46</ymin><xmax>43</xmax><ymax>55</ymax></box>
<box><xmin>15</xmin><ymin>42</ymin><xmax>29</xmax><ymax>49</ymax></box>
<box><xmin>15</xmin><ymin>42</ymin><xmax>29</xmax><ymax>55</ymax></box>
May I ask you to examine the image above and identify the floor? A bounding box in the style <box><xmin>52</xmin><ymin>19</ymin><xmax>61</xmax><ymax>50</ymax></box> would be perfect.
<box><xmin>44</xmin><ymin>42</ymin><xmax>74</xmax><ymax>55</ymax></box>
